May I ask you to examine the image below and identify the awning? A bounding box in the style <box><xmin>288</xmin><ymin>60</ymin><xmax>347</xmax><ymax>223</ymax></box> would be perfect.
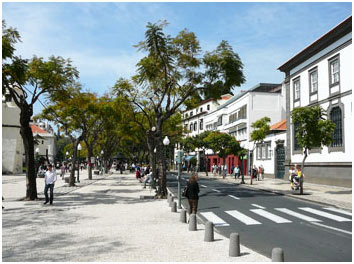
<box><xmin>185</xmin><ymin>155</ymin><xmax>196</xmax><ymax>161</ymax></box>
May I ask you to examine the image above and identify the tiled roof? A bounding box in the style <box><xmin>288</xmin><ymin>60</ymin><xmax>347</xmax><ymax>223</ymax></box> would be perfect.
<box><xmin>31</xmin><ymin>124</ymin><xmax>47</xmax><ymax>134</ymax></box>
<box><xmin>270</xmin><ymin>119</ymin><xmax>286</xmax><ymax>131</ymax></box>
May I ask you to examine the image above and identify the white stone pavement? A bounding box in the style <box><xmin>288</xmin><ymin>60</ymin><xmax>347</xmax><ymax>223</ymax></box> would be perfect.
<box><xmin>2</xmin><ymin>170</ymin><xmax>270</xmax><ymax>262</ymax></box>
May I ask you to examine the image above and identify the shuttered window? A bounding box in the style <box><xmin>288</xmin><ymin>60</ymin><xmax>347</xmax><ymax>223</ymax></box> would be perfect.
<box><xmin>330</xmin><ymin>107</ymin><xmax>343</xmax><ymax>147</ymax></box>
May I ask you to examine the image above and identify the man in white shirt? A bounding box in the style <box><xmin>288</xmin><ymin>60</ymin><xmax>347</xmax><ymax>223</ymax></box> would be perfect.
<box><xmin>44</xmin><ymin>164</ymin><xmax>57</xmax><ymax>205</ymax></box>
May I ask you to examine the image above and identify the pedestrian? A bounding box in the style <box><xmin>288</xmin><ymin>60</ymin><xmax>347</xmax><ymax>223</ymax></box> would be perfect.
<box><xmin>252</xmin><ymin>165</ymin><xmax>258</xmax><ymax>181</ymax></box>
<box><xmin>185</xmin><ymin>172</ymin><xmax>200</xmax><ymax>215</ymax></box>
<box><xmin>60</xmin><ymin>163</ymin><xmax>65</xmax><ymax>179</ymax></box>
<box><xmin>44</xmin><ymin>164</ymin><xmax>57</xmax><ymax>205</ymax></box>
<box><xmin>258</xmin><ymin>165</ymin><xmax>262</xmax><ymax>181</ymax></box>
<box><xmin>143</xmin><ymin>171</ymin><xmax>153</xmax><ymax>188</ymax></box>
<box><xmin>234</xmin><ymin>165</ymin><xmax>240</xmax><ymax>179</ymax></box>
<box><xmin>231</xmin><ymin>165</ymin><xmax>235</xmax><ymax>176</ymax></box>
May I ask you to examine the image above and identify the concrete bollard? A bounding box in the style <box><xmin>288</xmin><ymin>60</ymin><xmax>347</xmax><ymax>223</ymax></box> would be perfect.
<box><xmin>169</xmin><ymin>197</ymin><xmax>174</xmax><ymax>207</ymax></box>
<box><xmin>180</xmin><ymin>209</ymin><xmax>187</xmax><ymax>223</ymax></box>
<box><xmin>229</xmin><ymin>233</ymin><xmax>240</xmax><ymax>257</ymax></box>
<box><xmin>204</xmin><ymin>221</ymin><xmax>214</xmax><ymax>242</ymax></box>
<box><xmin>271</xmin><ymin>248</ymin><xmax>284</xmax><ymax>262</ymax></box>
<box><xmin>167</xmin><ymin>193</ymin><xmax>171</xmax><ymax>204</ymax></box>
<box><xmin>171</xmin><ymin>201</ymin><xmax>177</xmax><ymax>212</ymax></box>
<box><xmin>189</xmin><ymin>214</ymin><xmax>197</xmax><ymax>231</ymax></box>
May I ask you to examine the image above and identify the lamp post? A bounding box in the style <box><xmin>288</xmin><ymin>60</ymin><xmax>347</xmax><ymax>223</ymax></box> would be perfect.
<box><xmin>77</xmin><ymin>143</ymin><xmax>82</xmax><ymax>183</ymax></box>
<box><xmin>240</xmin><ymin>153</ymin><xmax>245</xmax><ymax>184</ymax></box>
<box><xmin>101</xmin><ymin>150</ymin><xmax>104</xmax><ymax>175</ymax></box>
<box><xmin>163</xmin><ymin>135</ymin><xmax>170</xmax><ymax>198</ymax></box>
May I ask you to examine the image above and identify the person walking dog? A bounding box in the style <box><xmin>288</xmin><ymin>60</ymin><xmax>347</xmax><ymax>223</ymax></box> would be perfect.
<box><xmin>186</xmin><ymin>173</ymin><xmax>200</xmax><ymax>215</ymax></box>
<box><xmin>44</xmin><ymin>164</ymin><xmax>57</xmax><ymax>205</ymax></box>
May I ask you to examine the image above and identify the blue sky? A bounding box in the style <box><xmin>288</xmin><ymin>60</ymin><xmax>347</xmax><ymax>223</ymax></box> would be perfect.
<box><xmin>2</xmin><ymin>2</ymin><xmax>352</xmax><ymax>115</ymax></box>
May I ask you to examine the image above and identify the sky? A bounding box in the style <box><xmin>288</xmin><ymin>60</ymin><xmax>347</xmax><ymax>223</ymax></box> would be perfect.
<box><xmin>2</xmin><ymin>1</ymin><xmax>352</xmax><ymax>115</ymax></box>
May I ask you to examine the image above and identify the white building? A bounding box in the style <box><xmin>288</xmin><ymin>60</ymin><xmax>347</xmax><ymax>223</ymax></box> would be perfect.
<box><xmin>204</xmin><ymin>83</ymin><xmax>286</xmax><ymax>173</ymax></box>
<box><xmin>31</xmin><ymin>122</ymin><xmax>57</xmax><ymax>163</ymax></box>
<box><xmin>2</xmin><ymin>92</ymin><xmax>24</xmax><ymax>174</ymax></box>
<box><xmin>181</xmin><ymin>94</ymin><xmax>232</xmax><ymax>137</ymax></box>
<box><xmin>278</xmin><ymin>16</ymin><xmax>352</xmax><ymax>187</ymax></box>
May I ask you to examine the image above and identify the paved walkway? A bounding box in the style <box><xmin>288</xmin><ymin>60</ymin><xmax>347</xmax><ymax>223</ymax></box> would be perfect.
<box><xmin>178</xmin><ymin>171</ymin><xmax>352</xmax><ymax>211</ymax></box>
<box><xmin>2</xmin><ymin>170</ymin><xmax>269</xmax><ymax>262</ymax></box>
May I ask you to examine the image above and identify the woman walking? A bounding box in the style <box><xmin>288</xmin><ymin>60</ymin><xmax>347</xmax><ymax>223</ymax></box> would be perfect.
<box><xmin>186</xmin><ymin>173</ymin><xmax>200</xmax><ymax>215</ymax></box>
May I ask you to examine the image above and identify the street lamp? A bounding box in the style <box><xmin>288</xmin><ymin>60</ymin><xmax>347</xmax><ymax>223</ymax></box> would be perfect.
<box><xmin>77</xmin><ymin>143</ymin><xmax>82</xmax><ymax>183</ymax></box>
<box><xmin>101</xmin><ymin>150</ymin><xmax>104</xmax><ymax>175</ymax></box>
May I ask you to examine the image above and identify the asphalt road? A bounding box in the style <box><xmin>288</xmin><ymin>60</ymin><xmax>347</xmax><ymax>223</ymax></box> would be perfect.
<box><xmin>167</xmin><ymin>172</ymin><xmax>352</xmax><ymax>262</ymax></box>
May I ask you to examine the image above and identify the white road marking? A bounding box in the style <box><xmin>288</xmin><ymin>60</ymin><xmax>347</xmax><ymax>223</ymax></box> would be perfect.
<box><xmin>200</xmin><ymin>212</ymin><xmax>229</xmax><ymax>227</ymax></box>
<box><xmin>275</xmin><ymin>208</ymin><xmax>322</xmax><ymax>222</ymax></box>
<box><xmin>250</xmin><ymin>209</ymin><xmax>292</xmax><ymax>224</ymax></box>
<box><xmin>200</xmin><ymin>184</ymin><xmax>207</xmax><ymax>188</ymax></box>
<box><xmin>323</xmin><ymin>207</ymin><xmax>352</xmax><ymax>216</ymax></box>
<box><xmin>299</xmin><ymin>207</ymin><xmax>352</xmax><ymax>222</ymax></box>
<box><xmin>251</xmin><ymin>204</ymin><xmax>265</xmax><ymax>209</ymax></box>
<box><xmin>225</xmin><ymin>210</ymin><xmax>262</xmax><ymax>225</ymax></box>
<box><xmin>311</xmin><ymin>222</ymin><xmax>352</xmax><ymax>235</ymax></box>
<box><xmin>228</xmin><ymin>195</ymin><xmax>240</xmax><ymax>200</ymax></box>
<box><xmin>212</xmin><ymin>189</ymin><xmax>221</xmax><ymax>193</ymax></box>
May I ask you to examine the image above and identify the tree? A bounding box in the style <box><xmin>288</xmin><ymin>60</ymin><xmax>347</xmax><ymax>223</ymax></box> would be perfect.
<box><xmin>202</xmin><ymin>40</ymin><xmax>246</xmax><ymax>100</ymax></box>
<box><xmin>113</xmin><ymin>21</ymin><xmax>245</xmax><ymax>198</ymax></box>
<box><xmin>2</xmin><ymin>21</ymin><xmax>79</xmax><ymax>199</ymax></box>
<box><xmin>291</xmin><ymin>105</ymin><xmax>335</xmax><ymax>193</ymax></box>
<box><xmin>250</xmin><ymin>117</ymin><xmax>271</xmax><ymax>174</ymax></box>
<box><xmin>40</xmin><ymin>87</ymin><xmax>95</xmax><ymax>186</ymax></box>
<box><xmin>204</xmin><ymin>131</ymin><xmax>241</xmax><ymax>178</ymax></box>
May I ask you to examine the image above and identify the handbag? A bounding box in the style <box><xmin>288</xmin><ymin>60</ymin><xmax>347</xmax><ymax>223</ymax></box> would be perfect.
<box><xmin>182</xmin><ymin>185</ymin><xmax>189</xmax><ymax>197</ymax></box>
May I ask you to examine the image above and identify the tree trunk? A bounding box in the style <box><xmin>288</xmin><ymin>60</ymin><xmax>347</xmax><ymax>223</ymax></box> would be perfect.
<box><xmin>155</xmin><ymin>132</ymin><xmax>167</xmax><ymax>198</ymax></box>
<box><xmin>20</xmin><ymin>107</ymin><xmax>38</xmax><ymax>200</ymax></box>
<box><xmin>69</xmin><ymin>138</ymin><xmax>80</xmax><ymax>186</ymax></box>
<box><xmin>203</xmin><ymin>149</ymin><xmax>208</xmax><ymax>176</ymax></box>
<box><xmin>87</xmin><ymin>146</ymin><xmax>93</xmax><ymax>180</ymax></box>
<box><xmin>300</xmin><ymin>148</ymin><xmax>308</xmax><ymax>195</ymax></box>
<box><xmin>147</xmin><ymin>133</ymin><xmax>156</xmax><ymax>188</ymax></box>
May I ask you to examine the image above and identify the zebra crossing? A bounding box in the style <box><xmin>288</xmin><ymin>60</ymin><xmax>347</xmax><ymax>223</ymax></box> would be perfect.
<box><xmin>200</xmin><ymin>206</ymin><xmax>352</xmax><ymax>228</ymax></box>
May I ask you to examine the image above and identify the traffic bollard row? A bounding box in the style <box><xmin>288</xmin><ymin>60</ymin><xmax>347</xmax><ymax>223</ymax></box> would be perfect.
<box><xmin>171</xmin><ymin>201</ymin><xmax>177</xmax><ymax>212</ymax></box>
<box><xmin>229</xmin><ymin>233</ymin><xmax>240</xmax><ymax>257</ymax></box>
<box><xmin>272</xmin><ymin>248</ymin><xmax>284</xmax><ymax>262</ymax></box>
<box><xmin>180</xmin><ymin>209</ymin><xmax>187</xmax><ymax>223</ymax></box>
<box><xmin>204</xmin><ymin>221</ymin><xmax>214</xmax><ymax>242</ymax></box>
<box><xmin>189</xmin><ymin>214</ymin><xmax>197</xmax><ymax>231</ymax></box>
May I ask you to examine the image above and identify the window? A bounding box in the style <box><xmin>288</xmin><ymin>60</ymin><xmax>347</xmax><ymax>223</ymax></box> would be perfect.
<box><xmin>42</xmin><ymin>140</ymin><xmax>44</xmax><ymax>144</ymax></box>
<box><xmin>199</xmin><ymin>119</ymin><xmax>203</xmax><ymax>130</ymax></box>
<box><xmin>329</xmin><ymin>57</ymin><xmax>340</xmax><ymax>86</ymax></box>
<box><xmin>194</xmin><ymin>122</ymin><xmax>197</xmax><ymax>131</ymax></box>
<box><xmin>293</xmin><ymin>78</ymin><xmax>300</xmax><ymax>101</ymax></box>
<box><xmin>190</xmin><ymin>123</ymin><xmax>193</xmax><ymax>131</ymax></box>
<box><xmin>309</xmin><ymin>69</ymin><xmax>318</xmax><ymax>94</ymax></box>
<box><xmin>330</xmin><ymin>106</ymin><xmax>343</xmax><ymax>147</ymax></box>
<box><xmin>190</xmin><ymin>111</ymin><xmax>193</xmax><ymax>117</ymax></box>
<box><xmin>200</xmin><ymin>107</ymin><xmax>203</xmax><ymax>112</ymax></box>
<box><xmin>217</xmin><ymin>116</ymin><xmax>223</xmax><ymax>126</ymax></box>
<box><xmin>185</xmin><ymin>113</ymin><xmax>188</xmax><ymax>118</ymax></box>
<box><xmin>207</xmin><ymin>104</ymin><xmax>210</xmax><ymax>110</ymax></box>
<box><xmin>256</xmin><ymin>142</ymin><xmax>271</xmax><ymax>160</ymax></box>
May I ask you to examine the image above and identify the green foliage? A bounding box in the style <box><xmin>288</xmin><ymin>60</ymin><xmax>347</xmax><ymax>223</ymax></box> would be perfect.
<box><xmin>202</xmin><ymin>40</ymin><xmax>246</xmax><ymax>99</ymax></box>
<box><xmin>291</xmin><ymin>105</ymin><xmax>336</xmax><ymax>151</ymax></box>
<box><xmin>204</xmin><ymin>131</ymin><xmax>241</xmax><ymax>159</ymax></box>
<box><xmin>250</xmin><ymin>117</ymin><xmax>271</xmax><ymax>144</ymax></box>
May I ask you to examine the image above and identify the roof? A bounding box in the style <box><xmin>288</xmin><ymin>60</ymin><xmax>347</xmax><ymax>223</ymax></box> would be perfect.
<box><xmin>270</xmin><ymin>119</ymin><xmax>286</xmax><ymax>131</ymax></box>
<box><xmin>278</xmin><ymin>16</ymin><xmax>352</xmax><ymax>73</ymax></box>
<box><xmin>216</xmin><ymin>83</ymin><xmax>281</xmax><ymax>110</ymax></box>
<box><xmin>31</xmin><ymin>124</ymin><xmax>47</xmax><ymax>134</ymax></box>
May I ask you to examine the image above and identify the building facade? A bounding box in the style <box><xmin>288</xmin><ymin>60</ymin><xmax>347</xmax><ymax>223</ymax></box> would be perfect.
<box><xmin>2</xmin><ymin>92</ymin><xmax>24</xmax><ymax>174</ymax></box>
<box><xmin>278</xmin><ymin>16</ymin><xmax>352</xmax><ymax>187</ymax></box>
<box><xmin>204</xmin><ymin>83</ymin><xmax>285</xmax><ymax>174</ymax></box>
